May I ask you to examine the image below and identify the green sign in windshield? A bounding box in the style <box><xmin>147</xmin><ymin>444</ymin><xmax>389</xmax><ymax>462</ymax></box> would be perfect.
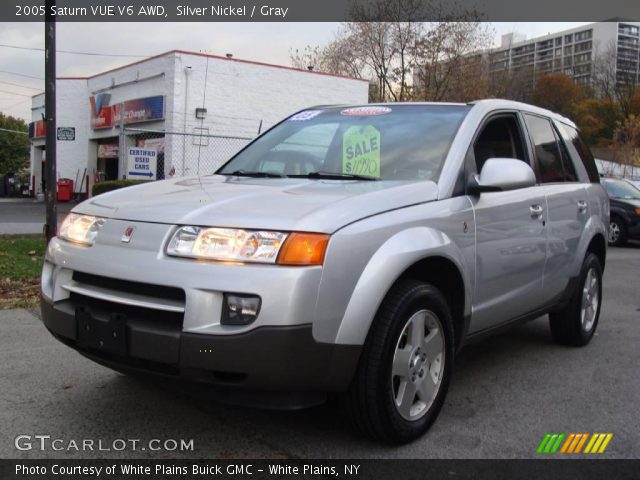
<box><xmin>342</xmin><ymin>125</ymin><xmax>381</xmax><ymax>177</ymax></box>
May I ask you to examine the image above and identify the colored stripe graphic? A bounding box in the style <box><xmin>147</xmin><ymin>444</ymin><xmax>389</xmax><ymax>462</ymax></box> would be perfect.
<box><xmin>550</xmin><ymin>433</ymin><xmax>565</xmax><ymax>453</ymax></box>
<box><xmin>560</xmin><ymin>433</ymin><xmax>575</xmax><ymax>453</ymax></box>
<box><xmin>539</xmin><ymin>433</ymin><xmax>613</xmax><ymax>454</ymax></box>
<box><xmin>574</xmin><ymin>433</ymin><xmax>589</xmax><ymax>453</ymax></box>
<box><xmin>585</xmin><ymin>433</ymin><xmax>614</xmax><ymax>454</ymax></box>
<box><xmin>537</xmin><ymin>433</ymin><xmax>565</xmax><ymax>454</ymax></box>
<box><xmin>584</xmin><ymin>434</ymin><xmax>599</xmax><ymax>453</ymax></box>
<box><xmin>598</xmin><ymin>434</ymin><xmax>613</xmax><ymax>453</ymax></box>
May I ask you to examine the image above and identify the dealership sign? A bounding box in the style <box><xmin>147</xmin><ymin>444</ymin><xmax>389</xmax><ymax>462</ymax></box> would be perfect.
<box><xmin>126</xmin><ymin>147</ymin><xmax>157</xmax><ymax>180</ymax></box>
<box><xmin>114</xmin><ymin>96</ymin><xmax>165</xmax><ymax>125</ymax></box>
<box><xmin>90</xmin><ymin>95</ymin><xmax>165</xmax><ymax>129</ymax></box>
<box><xmin>90</xmin><ymin>93</ymin><xmax>113</xmax><ymax>129</ymax></box>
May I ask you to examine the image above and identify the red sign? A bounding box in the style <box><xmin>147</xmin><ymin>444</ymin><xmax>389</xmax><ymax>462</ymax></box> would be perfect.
<box><xmin>97</xmin><ymin>144</ymin><xmax>118</xmax><ymax>158</ymax></box>
<box><xmin>90</xmin><ymin>94</ymin><xmax>113</xmax><ymax>129</ymax></box>
<box><xmin>29</xmin><ymin>120</ymin><xmax>46</xmax><ymax>139</ymax></box>
<box><xmin>340</xmin><ymin>106</ymin><xmax>392</xmax><ymax>116</ymax></box>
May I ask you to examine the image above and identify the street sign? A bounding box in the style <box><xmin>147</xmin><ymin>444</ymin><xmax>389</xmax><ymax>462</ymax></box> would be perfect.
<box><xmin>126</xmin><ymin>147</ymin><xmax>157</xmax><ymax>180</ymax></box>
<box><xmin>56</xmin><ymin>127</ymin><xmax>75</xmax><ymax>141</ymax></box>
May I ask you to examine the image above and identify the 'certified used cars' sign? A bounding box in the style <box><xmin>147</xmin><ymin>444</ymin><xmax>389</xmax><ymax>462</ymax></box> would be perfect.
<box><xmin>56</xmin><ymin>127</ymin><xmax>75</xmax><ymax>141</ymax></box>
<box><xmin>126</xmin><ymin>147</ymin><xmax>157</xmax><ymax>180</ymax></box>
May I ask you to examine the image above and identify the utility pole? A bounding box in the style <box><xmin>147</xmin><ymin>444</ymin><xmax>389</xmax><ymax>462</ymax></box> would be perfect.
<box><xmin>44</xmin><ymin>2</ymin><xmax>57</xmax><ymax>241</ymax></box>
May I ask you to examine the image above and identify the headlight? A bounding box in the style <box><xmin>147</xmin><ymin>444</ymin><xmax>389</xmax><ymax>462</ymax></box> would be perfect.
<box><xmin>58</xmin><ymin>214</ymin><xmax>104</xmax><ymax>246</ymax></box>
<box><xmin>167</xmin><ymin>227</ymin><xmax>288</xmax><ymax>263</ymax></box>
<box><xmin>166</xmin><ymin>227</ymin><xmax>329</xmax><ymax>265</ymax></box>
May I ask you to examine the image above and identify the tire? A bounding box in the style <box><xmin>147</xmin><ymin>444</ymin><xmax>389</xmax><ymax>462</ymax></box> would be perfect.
<box><xmin>344</xmin><ymin>279</ymin><xmax>455</xmax><ymax>444</ymax></box>
<box><xmin>549</xmin><ymin>253</ymin><xmax>603</xmax><ymax>346</ymax></box>
<box><xmin>608</xmin><ymin>216</ymin><xmax>627</xmax><ymax>247</ymax></box>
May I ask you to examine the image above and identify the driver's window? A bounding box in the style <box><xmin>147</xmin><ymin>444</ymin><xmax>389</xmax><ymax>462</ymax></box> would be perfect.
<box><xmin>264</xmin><ymin>123</ymin><xmax>339</xmax><ymax>175</ymax></box>
<box><xmin>473</xmin><ymin>115</ymin><xmax>527</xmax><ymax>173</ymax></box>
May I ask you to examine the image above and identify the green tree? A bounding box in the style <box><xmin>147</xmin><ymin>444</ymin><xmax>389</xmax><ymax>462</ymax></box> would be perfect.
<box><xmin>0</xmin><ymin>112</ymin><xmax>29</xmax><ymax>174</ymax></box>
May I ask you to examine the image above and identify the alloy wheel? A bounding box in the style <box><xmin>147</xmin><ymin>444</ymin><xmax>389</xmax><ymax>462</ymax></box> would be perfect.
<box><xmin>581</xmin><ymin>267</ymin><xmax>599</xmax><ymax>332</ymax></box>
<box><xmin>608</xmin><ymin>222</ymin><xmax>620</xmax><ymax>244</ymax></box>
<box><xmin>391</xmin><ymin>310</ymin><xmax>445</xmax><ymax>421</ymax></box>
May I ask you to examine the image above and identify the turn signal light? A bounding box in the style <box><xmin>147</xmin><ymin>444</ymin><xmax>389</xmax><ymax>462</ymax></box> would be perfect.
<box><xmin>277</xmin><ymin>233</ymin><xmax>329</xmax><ymax>266</ymax></box>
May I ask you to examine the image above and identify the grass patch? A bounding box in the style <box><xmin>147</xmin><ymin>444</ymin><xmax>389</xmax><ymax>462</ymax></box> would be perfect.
<box><xmin>0</xmin><ymin>235</ymin><xmax>46</xmax><ymax>309</ymax></box>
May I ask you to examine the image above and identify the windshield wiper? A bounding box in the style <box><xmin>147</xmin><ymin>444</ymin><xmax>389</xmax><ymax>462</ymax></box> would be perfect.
<box><xmin>300</xmin><ymin>171</ymin><xmax>380</xmax><ymax>181</ymax></box>
<box><xmin>225</xmin><ymin>170</ymin><xmax>287</xmax><ymax>178</ymax></box>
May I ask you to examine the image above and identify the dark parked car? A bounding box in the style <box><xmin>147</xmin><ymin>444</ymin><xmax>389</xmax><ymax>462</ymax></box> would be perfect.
<box><xmin>601</xmin><ymin>177</ymin><xmax>640</xmax><ymax>246</ymax></box>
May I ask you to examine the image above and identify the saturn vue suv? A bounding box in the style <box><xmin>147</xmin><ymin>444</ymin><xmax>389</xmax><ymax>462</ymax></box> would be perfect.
<box><xmin>41</xmin><ymin>100</ymin><xmax>608</xmax><ymax>443</ymax></box>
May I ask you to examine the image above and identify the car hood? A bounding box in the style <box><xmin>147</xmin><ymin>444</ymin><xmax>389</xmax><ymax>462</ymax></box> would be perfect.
<box><xmin>611</xmin><ymin>197</ymin><xmax>640</xmax><ymax>208</ymax></box>
<box><xmin>74</xmin><ymin>175</ymin><xmax>439</xmax><ymax>233</ymax></box>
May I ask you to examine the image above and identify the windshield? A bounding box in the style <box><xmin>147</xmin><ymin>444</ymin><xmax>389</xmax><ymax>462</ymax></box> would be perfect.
<box><xmin>602</xmin><ymin>178</ymin><xmax>640</xmax><ymax>199</ymax></box>
<box><xmin>217</xmin><ymin>105</ymin><xmax>470</xmax><ymax>182</ymax></box>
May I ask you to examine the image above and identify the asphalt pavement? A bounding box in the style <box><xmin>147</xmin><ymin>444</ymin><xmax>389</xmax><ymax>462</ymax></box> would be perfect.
<box><xmin>0</xmin><ymin>198</ymin><xmax>74</xmax><ymax>235</ymax></box>
<box><xmin>0</xmin><ymin>246</ymin><xmax>638</xmax><ymax>459</ymax></box>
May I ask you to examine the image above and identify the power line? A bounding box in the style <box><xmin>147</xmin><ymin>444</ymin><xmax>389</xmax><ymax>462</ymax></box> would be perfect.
<box><xmin>0</xmin><ymin>80</ymin><xmax>42</xmax><ymax>91</ymax></box>
<box><xmin>0</xmin><ymin>89</ymin><xmax>32</xmax><ymax>97</ymax></box>
<box><xmin>0</xmin><ymin>43</ymin><xmax>149</xmax><ymax>58</ymax></box>
<box><xmin>0</xmin><ymin>70</ymin><xmax>44</xmax><ymax>81</ymax></box>
<box><xmin>0</xmin><ymin>98</ymin><xmax>32</xmax><ymax>115</ymax></box>
<box><xmin>0</xmin><ymin>127</ymin><xmax>28</xmax><ymax>135</ymax></box>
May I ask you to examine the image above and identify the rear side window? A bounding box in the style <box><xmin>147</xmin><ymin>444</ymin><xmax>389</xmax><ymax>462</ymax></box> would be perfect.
<box><xmin>553</xmin><ymin>127</ymin><xmax>578</xmax><ymax>182</ymax></box>
<box><xmin>523</xmin><ymin>114</ymin><xmax>566</xmax><ymax>183</ymax></box>
<box><xmin>556</xmin><ymin>123</ymin><xmax>600</xmax><ymax>183</ymax></box>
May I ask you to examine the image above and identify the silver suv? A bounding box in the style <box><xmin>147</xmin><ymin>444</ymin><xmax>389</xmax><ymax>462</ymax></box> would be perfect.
<box><xmin>41</xmin><ymin>100</ymin><xmax>608</xmax><ymax>443</ymax></box>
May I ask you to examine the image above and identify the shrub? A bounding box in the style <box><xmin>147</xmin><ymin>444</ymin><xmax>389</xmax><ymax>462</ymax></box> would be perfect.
<box><xmin>92</xmin><ymin>179</ymin><xmax>150</xmax><ymax>196</ymax></box>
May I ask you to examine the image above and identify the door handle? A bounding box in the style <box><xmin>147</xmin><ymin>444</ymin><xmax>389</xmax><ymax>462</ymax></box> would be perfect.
<box><xmin>577</xmin><ymin>200</ymin><xmax>588</xmax><ymax>212</ymax></box>
<box><xmin>530</xmin><ymin>204</ymin><xmax>544</xmax><ymax>218</ymax></box>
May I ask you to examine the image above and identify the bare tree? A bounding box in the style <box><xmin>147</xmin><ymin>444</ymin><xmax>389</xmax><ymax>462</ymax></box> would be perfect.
<box><xmin>289</xmin><ymin>1</ymin><xmax>493</xmax><ymax>102</ymax></box>
<box><xmin>290</xmin><ymin>38</ymin><xmax>367</xmax><ymax>81</ymax></box>
<box><xmin>612</xmin><ymin>114</ymin><xmax>640</xmax><ymax>169</ymax></box>
<box><xmin>413</xmin><ymin>22</ymin><xmax>493</xmax><ymax>101</ymax></box>
<box><xmin>593</xmin><ymin>40</ymin><xmax>639</xmax><ymax>118</ymax></box>
<box><xmin>290</xmin><ymin>45</ymin><xmax>327</xmax><ymax>72</ymax></box>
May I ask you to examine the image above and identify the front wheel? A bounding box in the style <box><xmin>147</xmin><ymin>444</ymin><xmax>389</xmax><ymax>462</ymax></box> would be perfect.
<box><xmin>549</xmin><ymin>253</ymin><xmax>603</xmax><ymax>346</ymax></box>
<box><xmin>344</xmin><ymin>279</ymin><xmax>454</xmax><ymax>443</ymax></box>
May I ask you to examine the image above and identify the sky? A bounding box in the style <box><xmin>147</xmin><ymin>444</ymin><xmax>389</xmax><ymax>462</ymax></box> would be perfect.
<box><xmin>0</xmin><ymin>22</ymin><xmax>590</xmax><ymax>122</ymax></box>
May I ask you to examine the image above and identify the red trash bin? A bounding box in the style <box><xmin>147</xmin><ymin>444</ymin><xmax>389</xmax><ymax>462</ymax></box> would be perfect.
<box><xmin>57</xmin><ymin>178</ymin><xmax>74</xmax><ymax>201</ymax></box>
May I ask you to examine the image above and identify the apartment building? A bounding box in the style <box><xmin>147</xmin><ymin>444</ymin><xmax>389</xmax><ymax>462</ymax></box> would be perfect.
<box><xmin>489</xmin><ymin>21</ymin><xmax>640</xmax><ymax>90</ymax></box>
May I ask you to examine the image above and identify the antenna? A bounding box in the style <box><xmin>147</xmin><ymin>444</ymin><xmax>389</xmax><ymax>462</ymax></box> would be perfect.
<box><xmin>196</xmin><ymin>56</ymin><xmax>210</xmax><ymax>175</ymax></box>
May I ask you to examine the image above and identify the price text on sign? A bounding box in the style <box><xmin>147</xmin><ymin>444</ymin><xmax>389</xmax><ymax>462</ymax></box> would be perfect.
<box><xmin>342</xmin><ymin>125</ymin><xmax>381</xmax><ymax>177</ymax></box>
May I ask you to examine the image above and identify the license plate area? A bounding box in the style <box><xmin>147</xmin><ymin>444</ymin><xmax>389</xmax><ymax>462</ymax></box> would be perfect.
<box><xmin>76</xmin><ymin>306</ymin><xmax>127</xmax><ymax>356</ymax></box>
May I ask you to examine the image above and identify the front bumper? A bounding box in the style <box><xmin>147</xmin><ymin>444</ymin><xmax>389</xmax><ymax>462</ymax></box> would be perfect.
<box><xmin>41</xmin><ymin>297</ymin><xmax>360</xmax><ymax>392</ymax></box>
<box><xmin>627</xmin><ymin>220</ymin><xmax>640</xmax><ymax>239</ymax></box>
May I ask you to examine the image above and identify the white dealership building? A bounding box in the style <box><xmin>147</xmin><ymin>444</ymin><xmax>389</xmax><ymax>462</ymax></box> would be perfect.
<box><xmin>29</xmin><ymin>50</ymin><xmax>369</xmax><ymax>196</ymax></box>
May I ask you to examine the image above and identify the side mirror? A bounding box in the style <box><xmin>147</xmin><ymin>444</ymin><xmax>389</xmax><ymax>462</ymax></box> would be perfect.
<box><xmin>468</xmin><ymin>158</ymin><xmax>536</xmax><ymax>194</ymax></box>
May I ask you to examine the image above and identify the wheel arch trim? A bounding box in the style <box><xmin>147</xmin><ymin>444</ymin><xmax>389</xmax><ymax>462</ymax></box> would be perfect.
<box><xmin>332</xmin><ymin>227</ymin><xmax>472</xmax><ymax>346</ymax></box>
<box><xmin>575</xmin><ymin>215</ymin><xmax>608</xmax><ymax>273</ymax></box>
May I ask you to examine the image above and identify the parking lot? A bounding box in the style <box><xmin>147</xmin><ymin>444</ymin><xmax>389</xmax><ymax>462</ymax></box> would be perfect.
<box><xmin>0</xmin><ymin>245</ymin><xmax>638</xmax><ymax>459</ymax></box>
<box><xmin>0</xmin><ymin>199</ymin><xmax>73</xmax><ymax>235</ymax></box>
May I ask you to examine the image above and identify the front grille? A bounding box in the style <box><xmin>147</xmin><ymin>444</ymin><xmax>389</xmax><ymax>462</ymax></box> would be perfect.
<box><xmin>69</xmin><ymin>292</ymin><xmax>183</xmax><ymax>327</ymax></box>
<box><xmin>72</xmin><ymin>271</ymin><xmax>185</xmax><ymax>303</ymax></box>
